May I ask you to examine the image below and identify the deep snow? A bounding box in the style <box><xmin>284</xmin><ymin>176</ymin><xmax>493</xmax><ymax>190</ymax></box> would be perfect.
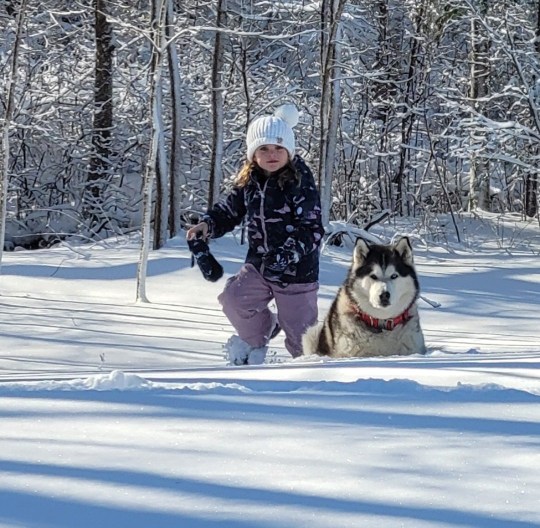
<box><xmin>0</xmin><ymin>213</ymin><xmax>539</xmax><ymax>528</ymax></box>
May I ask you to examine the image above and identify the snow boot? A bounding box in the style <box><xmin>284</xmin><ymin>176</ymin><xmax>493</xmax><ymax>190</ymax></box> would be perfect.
<box><xmin>224</xmin><ymin>335</ymin><xmax>267</xmax><ymax>366</ymax></box>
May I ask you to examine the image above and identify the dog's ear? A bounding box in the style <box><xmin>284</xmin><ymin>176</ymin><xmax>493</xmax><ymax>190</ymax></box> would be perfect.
<box><xmin>353</xmin><ymin>238</ymin><xmax>370</xmax><ymax>266</ymax></box>
<box><xmin>394</xmin><ymin>237</ymin><xmax>414</xmax><ymax>265</ymax></box>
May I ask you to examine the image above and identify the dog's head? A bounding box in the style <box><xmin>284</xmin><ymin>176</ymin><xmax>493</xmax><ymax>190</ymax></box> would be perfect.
<box><xmin>346</xmin><ymin>237</ymin><xmax>420</xmax><ymax>317</ymax></box>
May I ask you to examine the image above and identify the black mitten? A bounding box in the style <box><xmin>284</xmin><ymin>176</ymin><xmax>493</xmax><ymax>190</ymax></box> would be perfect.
<box><xmin>187</xmin><ymin>238</ymin><xmax>223</xmax><ymax>282</ymax></box>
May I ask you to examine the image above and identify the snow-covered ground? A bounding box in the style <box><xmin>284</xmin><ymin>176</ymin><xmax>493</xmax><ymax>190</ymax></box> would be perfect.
<box><xmin>0</xmin><ymin>213</ymin><xmax>539</xmax><ymax>528</ymax></box>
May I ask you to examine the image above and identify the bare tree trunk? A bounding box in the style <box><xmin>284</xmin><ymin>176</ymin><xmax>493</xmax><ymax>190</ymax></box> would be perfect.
<box><xmin>152</xmin><ymin>83</ymin><xmax>169</xmax><ymax>249</ymax></box>
<box><xmin>0</xmin><ymin>0</ymin><xmax>27</xmax><ymax>269</ymax></box>
<box><xmin>208</xmin><ymin>0</ymin><xmax>226</xmax><ymax>207</ymax></box>
<box><xmin>525</xmin><ymin>0</ymin><xmax>540</xmax><ymax>218</ymax></box>
<box><xmin>372</xmin><ymin>0</ymin><xmax>397</xmax><ymax>213</ymax></box>
<box><xmin>87</xmin><ymin>0</ymin><xmax>114</xmax><ymax>231</ymax></box>
<box><xmin>396</xmin><ymin>1</ymin><xmax>426</xmax><ymax>216</ymax></box>
<box><xmin>166</xmin><ymin>0</ymin><xmax>186</xmax><ymax>237</ymax></box>
<box><xmin>136</xmin><ymin>0</ymin><xmax>166</xmax><ymax>302</ymax></box>
<box><xmin>240</xmin><ymin>38</ymin><xmax>251</xmax><ymax>126</ymax></box>
<box><xmin>150</xmin><ymin>0</ymin><xmax>170</xmax><ymax>250</ymax></box>
<box><xmin>524</xmin><ymin>167</ymin><xmax>538</xmax><ymax>218</ymax></box>
<box><xmin>318</xmin><ymin>0</ymin><xmax>345</xmax><ymax>227</ymax></box>
<box><xmin>468</xmin><ymin>1</ymin><xmax>491</xmax><ymax>211</ymax></box>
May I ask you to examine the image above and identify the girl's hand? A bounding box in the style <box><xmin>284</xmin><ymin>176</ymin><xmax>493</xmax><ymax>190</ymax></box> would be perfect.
<box><xmin>186</xmin><ymin>221</ymin><xmax>209</xmax><ymax>241</ymax></box>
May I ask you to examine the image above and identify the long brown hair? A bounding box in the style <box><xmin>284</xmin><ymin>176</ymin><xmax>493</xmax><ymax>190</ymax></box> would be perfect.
<box><xmin>234</xmin><ymin>159</ymin><xmax>300</xmax><ymax>189</ymax></box>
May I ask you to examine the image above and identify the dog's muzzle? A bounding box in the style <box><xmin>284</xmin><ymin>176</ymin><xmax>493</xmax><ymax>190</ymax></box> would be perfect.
<box><xmin>379</xmin><ymin>291</ymin><xmax>391</xmax><ymax>307</ymax></box>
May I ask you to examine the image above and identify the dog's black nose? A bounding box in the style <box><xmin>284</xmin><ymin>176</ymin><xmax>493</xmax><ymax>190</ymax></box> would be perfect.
<box><xmin>380</xmin><ymin>291</ymin><xmax>390</xmax><ymax>306</ymax></box>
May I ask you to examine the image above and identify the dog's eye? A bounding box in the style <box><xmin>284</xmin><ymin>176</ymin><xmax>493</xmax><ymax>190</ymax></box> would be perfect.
<box><xmin>370</xmin><ymin>274</ymin><xmax>378</xmax><ymax>280</ymax></box>
<box><xmin>390</xmin><ymin>273</ymin><xmax>398</xmax><ymax>280</ymax></box>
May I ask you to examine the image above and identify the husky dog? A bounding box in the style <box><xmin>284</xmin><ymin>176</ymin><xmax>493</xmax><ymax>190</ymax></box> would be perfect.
<box><xmin>302</xmin><ymin>237</ymin><xmax>426</xmax><ymax>358</ymax></box>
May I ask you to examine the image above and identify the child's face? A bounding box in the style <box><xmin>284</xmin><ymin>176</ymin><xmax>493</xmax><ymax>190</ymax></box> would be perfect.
<box><xmin>253</xmin><ymin>145</ymin><xmax>289</xmax><ymax>173</ymax></box>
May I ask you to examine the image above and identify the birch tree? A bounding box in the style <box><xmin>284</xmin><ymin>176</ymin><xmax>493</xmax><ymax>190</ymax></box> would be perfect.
<box><xmin>136</xmin><ymin>0</ymin><xmax>167</xmax><ymax>302</ymax></box>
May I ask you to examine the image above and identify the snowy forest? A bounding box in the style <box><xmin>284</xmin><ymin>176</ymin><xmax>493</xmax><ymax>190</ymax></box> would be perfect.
<box><xmin>1</xmin><ymin>0</ymin><xmax>539</xmax><ymax>252</ymax></box>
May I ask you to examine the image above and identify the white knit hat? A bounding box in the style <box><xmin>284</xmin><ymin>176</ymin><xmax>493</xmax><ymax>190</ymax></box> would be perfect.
<box><xmin>246</xmin><ymin>104</ymin><xmax>300</xmax><ymax>162</ymax></box>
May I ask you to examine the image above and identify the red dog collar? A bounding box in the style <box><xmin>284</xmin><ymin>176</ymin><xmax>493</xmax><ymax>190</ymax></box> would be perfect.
<box><xmin>349</xmin><ymin>304</ymin><xmax>413</xmax><ymax>330</ymax></box>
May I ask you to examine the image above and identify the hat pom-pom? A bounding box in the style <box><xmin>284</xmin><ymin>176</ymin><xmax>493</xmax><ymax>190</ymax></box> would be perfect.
<box><xmin>274</xmin><ymin>104</ymin><xmax>299</xmax><ymax>128</ymax></box>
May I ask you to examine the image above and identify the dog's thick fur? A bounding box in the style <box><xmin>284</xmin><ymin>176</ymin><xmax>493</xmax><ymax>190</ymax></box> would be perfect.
<box><xmin>303</xmin><ymin>237</ymin><xmax>426</xmax><ymax>358</ymax></box>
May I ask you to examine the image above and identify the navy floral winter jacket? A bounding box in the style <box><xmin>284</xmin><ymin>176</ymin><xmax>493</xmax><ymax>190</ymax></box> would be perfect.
<box><xmin>203</xmin><ymin>156</ymin><xmax>324</xmax><ymax>284</ymax></box>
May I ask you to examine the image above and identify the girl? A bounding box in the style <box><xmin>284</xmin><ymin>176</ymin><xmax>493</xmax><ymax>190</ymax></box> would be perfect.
<box><xmin>187</xmin><ymin>104</ymin><xmax>324</xmax><ymax>364</ymax></box>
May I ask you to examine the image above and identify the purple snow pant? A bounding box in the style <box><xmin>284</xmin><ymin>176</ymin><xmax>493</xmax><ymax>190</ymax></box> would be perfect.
<box><xmin>218</xmin><ymin>264</ymin><xmax>318</xmax><ymax>358</ymax></box>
